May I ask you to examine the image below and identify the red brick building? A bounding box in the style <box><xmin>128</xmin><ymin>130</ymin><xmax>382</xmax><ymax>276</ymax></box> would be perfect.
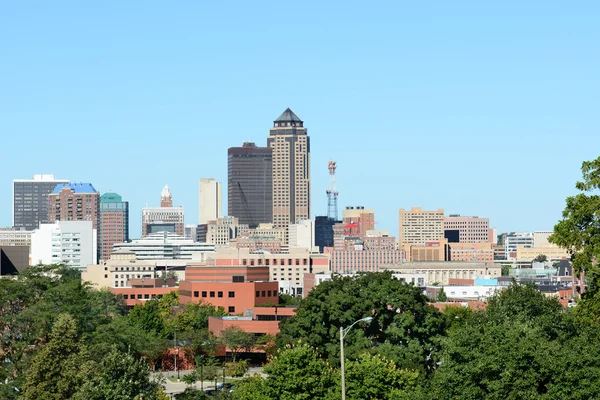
<box><xmin>179</xmin><ymin>264</ymin><xmax>278</xmax><ymax>314</ymax></box>
<box><xmin>48</xmin><ymin>183</ymin><xmax>100</xmax><ymax>229</ymax></box>
<box><xmin>110</xmin><ymin>278</ymin><xmax>178</xmax><ymax>308</ymax></box>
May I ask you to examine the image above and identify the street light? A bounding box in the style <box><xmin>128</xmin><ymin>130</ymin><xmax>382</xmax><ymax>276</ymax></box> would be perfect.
<box><xmin>340</xmin><ymin>316</ymin><xmax>373</xmax><ymax>400</ymax></box>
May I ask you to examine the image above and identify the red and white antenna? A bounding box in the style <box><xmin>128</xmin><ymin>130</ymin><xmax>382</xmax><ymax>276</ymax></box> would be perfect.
<box><xmin>326</xmin><ymin>161</ymin><xmax>339</xmax><ymax>220</ymax></box>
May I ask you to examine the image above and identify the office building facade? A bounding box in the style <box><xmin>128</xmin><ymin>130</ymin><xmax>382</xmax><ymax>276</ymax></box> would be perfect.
<box><xmin>99</xmin><ymin>192</ymin><xmax>129</xmax><ymax>261</ymax></box>
<box><xmin>268</xmin><ymin>108</ymin><xmax>311</xmax><ymax>237</ymax></box>
<box><xmin>13</xmin><ymin>174</ymin><xmax>69</xmax><ymax>230</ymax></box>
<box><xmin>444</xmin><ymin>214</ymin><xmax>492</xmax><ymax>243</ymax></box>
<box><xmin>48</xmin><ymin>183</ymin><xmax>100</xmax><ymax>229</ymax></box>
<box><xmin>142</xmin><ymin>185</ymin><xmax>185</xmax><ymax>236</ymax></box>
<box><xmin>398</xmin><ymin>207</ymin><xmax>445</xmax><ymax>246</ymax></box>
<box><xmin>228</xmin><ymin>142</ymin><xmax>272</xmax><ymax>228</ymax></box>
<box><xmin>199</xmin><ymin>178</ymin><xmax>223</xmax><ymax>225</ymax></box>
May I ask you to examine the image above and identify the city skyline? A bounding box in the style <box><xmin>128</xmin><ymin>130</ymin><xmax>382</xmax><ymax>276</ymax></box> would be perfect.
<box><xmin>1</xmin><ymin>2</ymin><xmax>599</xmax><ymax>237</ymax></box>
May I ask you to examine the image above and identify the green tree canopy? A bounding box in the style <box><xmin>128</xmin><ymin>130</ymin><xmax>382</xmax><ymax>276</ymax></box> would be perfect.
<box><xmin>550</xmin><ymin>156</ymin><xmax>600</xmax><ymax>321</ymax></box>
<box><xmin>277</xmin><ymin>272</ymin><xmax>445</xmax><ymax>372</ymax></box>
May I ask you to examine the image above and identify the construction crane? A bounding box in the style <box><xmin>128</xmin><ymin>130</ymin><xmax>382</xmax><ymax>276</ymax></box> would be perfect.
<box><xmin>236</xmin><ymin>182</ymin><xmax>256</xmax><ymax>228</ymax></box>
<box><xmin>326</xmin><ymin>161</ymin><xmax>339</xmax><ymax>220</ymax></box>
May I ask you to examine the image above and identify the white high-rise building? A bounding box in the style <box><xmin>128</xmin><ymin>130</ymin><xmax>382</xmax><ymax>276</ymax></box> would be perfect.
<box><xmin>199</xmin><ymin>178</ymin><xmax>222</xmax><ymax>225</ymax></box>
<box><xmin>31</xmin><ymin>221</ymin><xmax>97</xmax><ymax>269</ymax></box>
<box><xmin>289</xmin><ymin>219</ymin><xmax>315</xmax><ymax>251</ymax></box>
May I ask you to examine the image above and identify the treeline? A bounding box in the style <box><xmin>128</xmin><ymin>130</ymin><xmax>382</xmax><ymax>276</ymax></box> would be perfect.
<box><xmin>0</xmin><ymin>264</ymin><xmax>236</xmax><ymax>400</ymax></box>
<box><xmin>230</xmin><ymin>272</ymin><xmax>600</xmax><ymax>399</ymax></box>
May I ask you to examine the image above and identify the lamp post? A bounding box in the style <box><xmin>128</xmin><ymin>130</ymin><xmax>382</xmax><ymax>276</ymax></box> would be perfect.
<box><xmin>340</xmin><ymin>316</ymin><xmax>373</xmax><ymax>400</ymax></box>
<box><xmin>199</xmin><ymin>354</ymin><xmax>204</xmax><ymax>391</ymax></box>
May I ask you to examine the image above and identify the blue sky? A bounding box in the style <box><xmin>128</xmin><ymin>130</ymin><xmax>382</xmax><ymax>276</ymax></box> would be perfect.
<box><xmin>1</xmin><ymin>1</ymin><xmax>598</xmax><ymax>238</ymax></box>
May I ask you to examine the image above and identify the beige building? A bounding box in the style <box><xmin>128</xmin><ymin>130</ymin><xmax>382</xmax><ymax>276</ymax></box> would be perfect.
<box><xmin>198</xmin><ymin>178</ymin><xmax>223</xmax><ymax>225</ymax></box>
<box><xmin>402</xmin><ymin>238</ymin><xmax>448</xmax><ymax>262</ymax></box>
<box><xmin>82</xmin><ymin>249</ymin><xmax>188</xmax><ymax>288</ymax></box>
<box><xmin>268</xmin><ymin>108</ymin><xmax>310</xmax><ymax>240</ymax></box>
<box><xmin>381</xmin><ymin>261</ymin><xmax>501</xmax><ymax>286</ymax></box>
<box><xmin>516</xmin><ymin>245</ymin><xmax>569</xmax><ymax>263</ymax></box>
<box><xmin>206</xmin><ymin>217</ymin><xmax>249</xmax><ymax>247</ymax></box>
<box><xmin>0</xmin><ymin>228</ymin><xmax>32</xmax><ymax>247</ymax></box>
<box><xmin>398</xmin><ymin>207</ymin><xmax>444</xmax><ymax>246</ymax></box>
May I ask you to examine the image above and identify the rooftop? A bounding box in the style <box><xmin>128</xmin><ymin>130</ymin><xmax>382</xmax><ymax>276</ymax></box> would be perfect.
<box><xmin>274</xmin><ymin>108</ymin><xmax>303</xmax><ymax>124</ymax></box>
<box><xmin>52</xmin><ymin>183</ymin><xmax>97</xmax><ymax>194</ymax></box>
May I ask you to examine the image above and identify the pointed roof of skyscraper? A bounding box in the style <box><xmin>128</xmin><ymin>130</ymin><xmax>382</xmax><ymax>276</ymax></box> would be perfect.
<box><xmin>274</xmin><ymin>108</ymin><xmax>303</xmax><ymax>123</ymax></box>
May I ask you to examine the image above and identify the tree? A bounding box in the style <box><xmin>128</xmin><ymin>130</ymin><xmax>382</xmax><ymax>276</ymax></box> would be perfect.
<box><xmin>437</xmin><ymin>288</ymin><xmax>448</xmax><ymax>302</ymax></box>
<box><xmin>533</xmin><ymin>254</ymin><xmax>548</xmax><ymax>263</ymax></box>
<box><xmin>263</xmin><ymin>344</ymin><xmax>337</xmax><ymax>400</ymax></box>
<box><xmin>550</xmin><ymin>156</ymin><xmax>600</xmax><ymax>321</ymax></box>
<box><xmin>277</xmin><ymin>272</ymin><xmax>445</xmax><ymax>373</ymax></box>
<box><xmin>278</xmin><ymin>293</ymin><xmax>301</xmax><ymax>306</ymax></box>
<box><xmin>231</xmin><ymin>376</ymin><xmax>271</xmax><ymax>400</ymax></box>
<box><xmin>344</xmin><ymin>353</ymin><xmax>420</xmax><ymax>400</ymax></box>
<box><xmin>23</xmin><ymin>313</ymin><xmax>94</xmax><ymax>400</ymax></box>
<box><xmin>428</xmin><ymin>284</ymin><xmax>598</xmax><ymax>399</ymax></box>
<box><xmin>220</xmin><ymin>326</ymin><xmax>255</xmax><ymax>362</ymax></box>
<box><xmin>128</xmin><ymin>300</ymin><xmax>167</xmax><ymax>338</ymax></box>
<box><xmin>501</xmin><ymin>264</ymin><xmax>512</xmax><ymax>277</ymax></box>
<box><xmin>73</xmin><ymin>347</ymin><xmax>162</xmax><ymax>400</ymax></box>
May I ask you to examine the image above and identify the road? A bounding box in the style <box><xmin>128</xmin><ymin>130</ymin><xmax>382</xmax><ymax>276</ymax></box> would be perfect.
<box><xmin>153</xmin><ymin>367</ymin><xmax>265</xmax><ymax>397</ymax></box>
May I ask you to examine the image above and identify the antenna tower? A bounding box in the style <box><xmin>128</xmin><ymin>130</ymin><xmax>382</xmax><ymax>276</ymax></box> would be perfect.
<box><xmin>326</xmin><ymin>161</ymin><xmax>339</xmax><ymax>220</ymax></box>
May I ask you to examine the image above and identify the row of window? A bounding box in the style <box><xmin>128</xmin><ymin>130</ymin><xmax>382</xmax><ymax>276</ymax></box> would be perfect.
<box><xmin>193</xmin><ymin>291</ymin><xmax>235</xmax><ymax>298</ymax></box>
<box><xmin>242</xmin><ymin>258</ymin><xmax>308</xmax><ymax>266</ymax></box>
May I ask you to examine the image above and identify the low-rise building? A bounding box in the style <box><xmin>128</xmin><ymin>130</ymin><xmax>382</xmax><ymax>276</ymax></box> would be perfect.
<box><xmin>112</xmin><ymin>232</ymin><xmax>215</xmax><ymax>260</ymax></box>
<box><xmin>0</xmin><ymin>228</ymin><xmax>32</xmax><ymax>247</ymax></box>
<box><xmin>381</xmin><ymin>261</ymin><xmax>501</xmax><ymax>286</ymax></box>
<box><xmin>82</xmin><ymin>249</ymin><xmax>188</xmax><ymax>288</ymax></box>
<box><xmin>111</xmin><ymin>278</ymin><xmax>178</xmax><ymax>308</ymax></box>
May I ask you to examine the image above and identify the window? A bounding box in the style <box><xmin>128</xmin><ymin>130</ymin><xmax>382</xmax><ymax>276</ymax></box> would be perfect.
<box><xmin>218</xmin><ymin>291</ymin><xmax>223</xmax><ymax>298</ymax></box>
<box><xmin>262</xmin><ymin>291</ymin><xmax>266</xmax><ymax>297</ymax></box>
<box><xmin>194</xmin><ymin>291</ymin><xmax>199</xmax><ymax>298</ymax></box>
<box><xmin>144</xmin><ymin>294</ymin><xmax>150</xmax><ymax>299</ymax></box>
<box><xmin>202</xmin><ymin>291</ymin><xmax>207</xmax><ymax>297</ymax></box>
<box><xmin>256</xmin><ymin>291</ymin><xmax>260</xmax><ymax>297</ymax></box>
<box><xmin>123</xmin><ymin>294</ymin><xmax>129</xmax><ymax>299</ymax></box>
<box><xmin>137</xmin><ymin>294</ymin><xmax>143</xmax><ymax>299</ymax></box>
<box><xmin>210</xmin><ymin>291</ymin><xmax>215</xmax><ymax>298</ymax></box>
<box><xmin>228</xmin><ymin>291</ymin><xmax>235</xmax><ymax>298</ymax></box>
<box><xmin>228</xmin><ymin>306</ymin><xmax>235</xmax><ymax>313</ymax></box>
<box><xmin>267</xmin><ymin>290</ymin><xmax>272</xmax><ymax>297</ymax></box>
<box><xmin>232</xmin><ymin>276</ymin><xmax>244</xmax><ymax>283</ymax></box>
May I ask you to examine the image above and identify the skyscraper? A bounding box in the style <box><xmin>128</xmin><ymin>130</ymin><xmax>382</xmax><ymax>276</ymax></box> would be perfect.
<box><xmin>142</xmin><ymin>185</ymin><xmax>184</xmax><ymax>236</ymax></box>
<box><xmin>198</xmin><ymin>178</ymin><xmax>222</xmax><ymax>225</ymax></box>
<box><xmin>99</xmin><ymin>192</ymin><xmax>129</xmax><ymax>260</ymax></box>
<box><xmin>228</xmin><ymin>142</ymin><xmax>272</xmax><ymax>228</ymax></box>
<box><xmin>268</xmin><ymin>108</ymin><xmax>311</xmax><ymax>237</ymax></box>
<box><xmin>13</xmin><ymin>174</ymin><xmax>69</xmax><ymax>230</ymax></box>
<box><xmin>48</xmin><ymin>183</ymin><xmax>100</xmax><ymax>229</ymax></box>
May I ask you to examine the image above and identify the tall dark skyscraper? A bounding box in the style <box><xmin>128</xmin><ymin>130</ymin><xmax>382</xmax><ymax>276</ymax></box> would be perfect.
<box><xmin>268</xmin><ymin>108</ymin><xmax>311</xmax><ymax>234</ymax></box>
<box><xmin>228</xmin><ymin>142</ymin><xmax>272</xmax><ymax>228</ymax></box>
<box><xmin>13</xmin><ymin>174</ymin><xmax>69</xmax><ymax>230</ymax></box>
